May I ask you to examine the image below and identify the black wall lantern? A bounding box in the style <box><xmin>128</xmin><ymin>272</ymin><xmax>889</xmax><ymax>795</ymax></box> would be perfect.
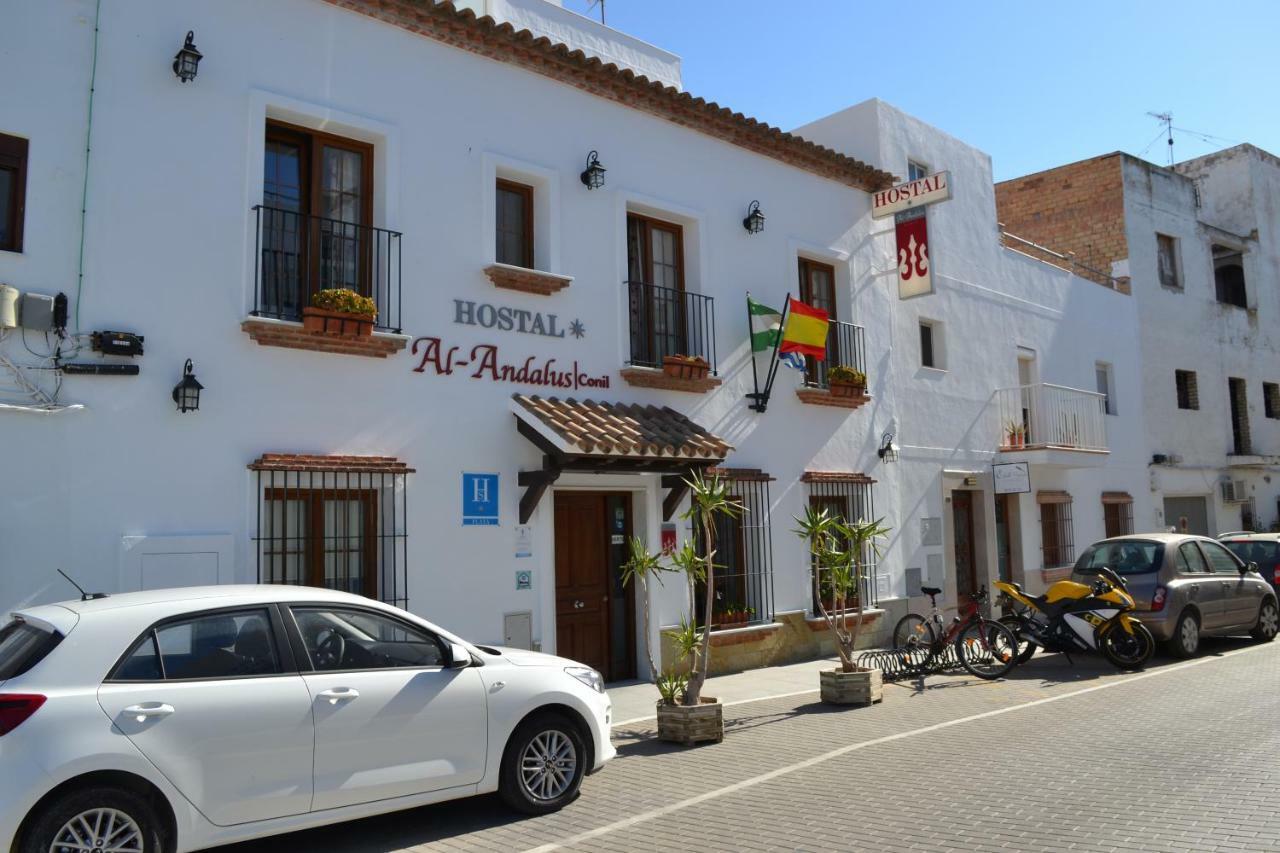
<box><xmin>580</xmin><ymin>151</ymin><xmax>606</xmax><ymax>190</ymax></box>
<box><xmin>877</xmin><ymin>431</ymin><xmax>899</xmax><ymax>463</ymax></box>
<box><xmin>172</xmin><ymin>359</ymin><xmax>203</xmax><ymax>413</ymax></box>
<box><xmin>172</xmin><ymin>31</ymin><xmax>203</xmax><ymax>83</ymax></box>
<box><xmin>743</xmin><ymin>200</ymin><xmax>766</xmax><ymax>234</ymax></box>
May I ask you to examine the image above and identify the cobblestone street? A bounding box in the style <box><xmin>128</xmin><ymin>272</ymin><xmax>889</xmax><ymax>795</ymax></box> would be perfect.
<box><xmin>221</xmin><ymin>638</ymin><xmax>1280</xmax><ymax>853</ymax></box>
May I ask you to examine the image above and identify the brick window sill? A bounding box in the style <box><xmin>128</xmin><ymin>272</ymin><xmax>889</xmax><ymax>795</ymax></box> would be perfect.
<box><xmin>795</xmin><ymin>388</ymin><xmax>871</xmax><ymax>409</ymax></box>
<box><xmin>620</xmin><ymin>366</ymin><xmax>722</xmax><ymax>394</ymax></box>
<box><xmin>708</xmin><ymin>622</ymin><xmax>781</xmax><ymax>647</ymax></box>
<box><xmin>242</xmin><ymin>317</ymin><xmax>409</xmax><ymax>359</ymax></box>
<box><xmin>804</xmin><ymin>608</ymin><xmax>884</xmax><ymax>632</ymax></box>
<box><xmin>483</xmin><ymin>263</ymin><xmax>573</xmax><ymax>295</ymax></box>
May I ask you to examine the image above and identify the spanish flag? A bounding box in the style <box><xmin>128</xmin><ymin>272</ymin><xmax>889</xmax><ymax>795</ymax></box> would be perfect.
<box><xmin>779</xmin><ymin>298</ymin><xmax>829</xmax><ymax>359</ymax></box>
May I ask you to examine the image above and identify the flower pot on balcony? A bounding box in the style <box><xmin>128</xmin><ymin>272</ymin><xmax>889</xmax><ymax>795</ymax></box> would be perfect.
<box><xmin>662</xmin><ymin>355</ymin><xmax>711</xmax><ymax>381</ymax></box>
<box><xmin>303</xmin><ymin>306</ymin><xmax>374</xmax><ymax>338</ymax></box>
<box><xmin>828</xmin><ymin>377</ymin><xmax>865</xmax><ymax>399</ymax></box>
<box><xmin>819</xmin><ymin>667</ymin><xmax>882</xmax><ymax>706</ymax></box>
<box><xmin>656</xmin><ymin>696</ymin><xmax>723</xmax><ymax>745</ymax></box>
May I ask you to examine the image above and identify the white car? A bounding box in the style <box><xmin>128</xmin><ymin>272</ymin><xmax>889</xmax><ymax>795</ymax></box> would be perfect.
<box><xmin>0</xmin><ymin>585</ymin><xmax>613</xmax><ymax>853</ymax></box>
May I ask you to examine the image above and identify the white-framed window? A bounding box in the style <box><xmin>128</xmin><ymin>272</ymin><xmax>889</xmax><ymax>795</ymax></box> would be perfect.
<box><xmin>1156</xmin><ymin>233</ymin><xmax>1181</xmax><ymax>290</ymax></box>
<box><xmin>919</xmin><ymin>319</ymin><xmax>944</xmax><ymax>369</ymax></box>
<box><xmin>1095</xmin><ymin>361</ymin><xmax>1116</xmax><ymax>415</ymax></box>
<box><xmin>907</xmin><ymin>160</ymin><xmax>930</xmax><ymax>182</ymax></box>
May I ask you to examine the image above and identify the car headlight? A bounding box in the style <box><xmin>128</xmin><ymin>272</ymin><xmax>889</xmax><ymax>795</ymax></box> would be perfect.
<box><xmin>565</xmin><ymin>666</ymin><xmax>605</xmax><ymax>694</ymax></box>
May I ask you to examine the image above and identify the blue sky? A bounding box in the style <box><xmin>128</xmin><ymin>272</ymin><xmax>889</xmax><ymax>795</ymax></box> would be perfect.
<box><xmin>560</xmin><ymin>1</ymin><xmax>1275</xmax><ymax>181</ymax></box>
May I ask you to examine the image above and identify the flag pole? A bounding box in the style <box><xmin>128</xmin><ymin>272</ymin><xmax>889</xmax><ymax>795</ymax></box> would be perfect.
<box><xmin>747</xmin><ymin>292</ymin><xmax>762</xmax><ymax>409</ymax></box>
<box><xmin>755</xmin><ymin>293</ymin><xmax>791</xmax><ymax>413</ymax></box>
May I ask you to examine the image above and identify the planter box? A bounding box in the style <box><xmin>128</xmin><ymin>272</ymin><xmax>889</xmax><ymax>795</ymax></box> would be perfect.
<box><xmin>302</xmin><ymin>306</ymin><xmax>374</xmax><ymax>338</ymax></box>
<box><xmin>662</xmin><ymin>356</ymin><xmax>711</xmax><ymax>381</ymax></box>
<box><xmin>829</xmin><ymin>379</ymin><xmax>865</xmax><ymax>399</ymax></box>
<box><xmin>819</xmin><ymin>667</ymin><xmax>883</xmax><ymax>706</ymax></box>
<box><xmin>656</xmin><ymin>696</ymin><xmax>723</xmax><ymax>745</ymax></box>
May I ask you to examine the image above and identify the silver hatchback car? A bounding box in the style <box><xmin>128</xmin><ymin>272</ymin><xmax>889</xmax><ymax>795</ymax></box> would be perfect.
<box><xmin>1071</xmin><ymin>533</ymin><xmax>1279</xmax><ymax>658</ymax></box>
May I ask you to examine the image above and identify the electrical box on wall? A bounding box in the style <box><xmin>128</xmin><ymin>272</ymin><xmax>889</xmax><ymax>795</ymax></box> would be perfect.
<box><xmin>19</xmin><ymin>292</ymin><xmax>54</xmax><ymax>331</ymax></box>
<box><xmin>91</xmin><ymin>331</ymin><xmax>145</xmax><ymax>357</ymax></box>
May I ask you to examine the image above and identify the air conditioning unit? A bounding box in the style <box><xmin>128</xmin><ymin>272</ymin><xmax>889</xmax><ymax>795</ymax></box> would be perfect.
<box><xmin>1221</xmin><ymin>480</ymin><xmax>1248</xmax><ymax>503</ymax></box>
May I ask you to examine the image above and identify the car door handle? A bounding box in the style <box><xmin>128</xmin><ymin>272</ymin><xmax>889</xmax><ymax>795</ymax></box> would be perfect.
<box><xmin>317</xmin><ymin>688</ymin><xmax>360</xmax><ymax>705</ymax></box>
<box><xmin>123</xmin><ymin>703</ymin><xmax>175</xmax><ymax>722</ymax></box>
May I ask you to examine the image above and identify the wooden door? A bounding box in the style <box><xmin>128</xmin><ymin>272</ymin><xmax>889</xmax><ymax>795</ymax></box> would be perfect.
<box><xmin>554</xmin><ymin>493</ymin><xmax>610</xmax><ymax>675</ymax></box>
<box><xmin>952</xmin><ymin>491</ymin><xmax>978</xmax><ymax>601</ymax></box>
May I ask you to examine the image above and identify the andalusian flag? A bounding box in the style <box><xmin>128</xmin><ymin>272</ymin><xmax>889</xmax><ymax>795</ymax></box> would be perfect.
<box><xmin>748</xmin><ymin>297</ymin><xmax>783</xmax><ymax>353</ymax></box>
<box><xmin>779</xmin><ymin>298</ymin><xmax>830</xmax><ymax>359</ymax></box>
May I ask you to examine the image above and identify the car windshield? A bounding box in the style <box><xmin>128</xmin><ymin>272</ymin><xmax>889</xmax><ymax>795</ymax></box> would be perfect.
<box><xmin>0</xmin><ymin>618</ymin><xmax>61</xmax><ymax>681</ymax></box>
<box><xmin>1224</xmin><ymin>540</ymin><xmax>1278</xmax><ymax>567</ymax></box>
<box><xmin>1075</xmin><ymin>540</ymin><xmax>1164</xmax><ymax>575</ymax></box>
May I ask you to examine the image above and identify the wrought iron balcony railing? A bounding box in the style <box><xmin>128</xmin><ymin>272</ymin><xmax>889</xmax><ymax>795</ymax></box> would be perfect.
<box><xmin>625</xmin><ymin>281</ymin><xmax>717</xmax><ymax>373</ymax></box>
<box><xmin>253</xmin><ymin>205</ymin><xmax>403</xmax><ymax>333</ymax></box>
<box><xmin>803</xmin><ymin>320</ymin><xmax>867</xmax><ymax>389</ymax></box>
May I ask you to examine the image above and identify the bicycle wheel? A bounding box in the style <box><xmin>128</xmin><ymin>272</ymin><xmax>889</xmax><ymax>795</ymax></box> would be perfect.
<box><xmin>892</xmin><ymin>613</ymin><xmax>936</xmax><ymax>655</ymax></box>
<box><xmin>955</xmin><ymin>619</ymin><xmax>1019</xmax><ymax>680</ymax></box>
<box><xmin>998</xmin><ymin>614</ymin><xmax>1038</xmax><ymax>665</ymax></box>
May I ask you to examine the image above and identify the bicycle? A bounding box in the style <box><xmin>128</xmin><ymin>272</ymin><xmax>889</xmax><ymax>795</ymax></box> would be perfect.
<box><xmin>890</xmin><ymin>585</ymin><xmax>1020</xmax><ymax>680</ymax></box>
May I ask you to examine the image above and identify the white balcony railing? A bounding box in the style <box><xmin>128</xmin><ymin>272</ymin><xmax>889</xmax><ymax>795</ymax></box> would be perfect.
<box><xmin>995</xmin><ymin>383</ymin><xmax>1108</xmax><ymax>452</ymax></box>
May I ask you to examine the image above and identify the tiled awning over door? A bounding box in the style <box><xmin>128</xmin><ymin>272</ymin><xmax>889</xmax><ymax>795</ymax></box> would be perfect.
<box><xmin>510</xmin><ymin>395</ymin><xmax>733</xmax><ymax>522</ymax></box>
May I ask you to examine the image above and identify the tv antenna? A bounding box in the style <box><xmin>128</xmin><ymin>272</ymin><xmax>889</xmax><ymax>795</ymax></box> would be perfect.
<box><xmin>1146</xmin><ymin>111</ymin><xmax>1172</xmax><ymax>166</ymax></box>
<box><xmin>587</xmin><ymin>0</ymin><xmax>605</xmax><ymax>24</ymax></box>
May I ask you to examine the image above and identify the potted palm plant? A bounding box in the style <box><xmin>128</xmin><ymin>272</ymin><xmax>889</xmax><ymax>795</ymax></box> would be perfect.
<box><xmin>827</xmin><ymin>365</ymin><xmax>866</xmax><ymax>398</ymax></box>
<box><xmin>794</xmin><ymin>506</ymin><xmax>891</xmax><ymax>705</ymax></box>
<box><xmin>303</xmin><ymin>288</ymin><xmax>377</xmax><ymax>337</ymax></box>
<box><xmin>1004</xmin><ymin>420</ymin><xmax>1026</xmax><ymax>449</ymax></box>
<box><xmin>620</xmin><ymin>537</ymin><xmax>673</xmax><ymax>684</ymax></box>
<box><xmin>655</xmin><ymin>472</ymin><xmax>743</xmax><ymax>745</ymax></box>
<box><xmin>661</xmin><ymin>354</ymin><xmax>711</xmax><ymax>381</ymax></box>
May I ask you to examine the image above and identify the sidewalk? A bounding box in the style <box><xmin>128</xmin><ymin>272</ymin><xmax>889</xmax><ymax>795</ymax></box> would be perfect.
<box><xmin>607</xmin><ymin>655</ymin><xmax>844</xmax><ymax>724</ymax></box>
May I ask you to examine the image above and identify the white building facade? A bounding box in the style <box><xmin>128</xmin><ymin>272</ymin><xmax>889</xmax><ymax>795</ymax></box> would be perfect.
<box><xmin>0</xmin><ymin>0</ymin><xmax>1164</xmax><ymax>678</ymax></box>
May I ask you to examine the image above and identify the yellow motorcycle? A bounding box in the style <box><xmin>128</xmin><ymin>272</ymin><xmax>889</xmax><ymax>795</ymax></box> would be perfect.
<box><xmin>995</xmin><ymin>566</ymin><xmax>1154</xmax><ymax>670</ymax></box>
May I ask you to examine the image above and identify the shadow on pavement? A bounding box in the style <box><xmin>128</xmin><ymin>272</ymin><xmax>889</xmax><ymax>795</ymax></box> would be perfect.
<box><xmin>217</xmin><ymin>793</ymin><xmax>528</xmax><ymax>853</ymax></box>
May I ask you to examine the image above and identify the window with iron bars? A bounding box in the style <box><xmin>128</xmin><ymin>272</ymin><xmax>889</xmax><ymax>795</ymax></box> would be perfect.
<box><xmin>249</xmin><ymin>455</ymin><xmax>412</xmax><ymax>609</ymax></box>
<box><xmin>1102</xmin><ymin>493</ymin><xmax>1134</xmax><ymax>538</ymax></box>
<box><xmin>1038</xmin><ymin>492</ymin><xmax>1075</xmax><ymax>569</ymax></box>
<box><xmin>803</xmin><ymin>473</ymin><xmax>878</xmax><ymax>614</ymax></box>
<box><xmin>693</xmin><ymin>470</ymin><xmax>775</xmax><ymax>629</ymax></box>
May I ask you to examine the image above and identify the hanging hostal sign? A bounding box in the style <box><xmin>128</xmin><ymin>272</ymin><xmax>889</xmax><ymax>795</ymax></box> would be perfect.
<box><xmin>872</xmin><ymin>171</ymin><xmax>951</xmax><ymax>300</ymax></box>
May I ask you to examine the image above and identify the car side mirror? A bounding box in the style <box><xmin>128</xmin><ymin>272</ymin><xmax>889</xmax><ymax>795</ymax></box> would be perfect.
<box><xmin>448</xmin><ymin>643</ymin><xmax>471</xmax><ymax>669</ymax></box>
<box><xmin>1244</xmin><ymin>561</ymin><xmax>1257</xmax><ymax>577</ymax></box>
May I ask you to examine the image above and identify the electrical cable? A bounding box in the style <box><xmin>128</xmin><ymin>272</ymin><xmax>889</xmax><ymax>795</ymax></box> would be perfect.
<box><xmin>74</xmin><ymin>0</ymin><xmax>103</xmax><ymax>331</ymax></box>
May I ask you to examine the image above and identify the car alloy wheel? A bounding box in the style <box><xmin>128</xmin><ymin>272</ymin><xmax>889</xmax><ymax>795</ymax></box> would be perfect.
<box><xmin>1254</xmin><ymin>601</ymin><xmax>1279</xmax><ymax>642</ymax></box>
<box><xmin>1175</xmin><ymin>612</ymin><xmax>1199</xmax><ymax>657</ymax></box>
<box><xmin>519</xmin><ymin>729</ymin><xmax>578</xmax><ymax>802</ymax></box>
<box><xmin>49</xmin><ymin>808</ymin><xmax>143</xmax><ymax>853</ymax></box>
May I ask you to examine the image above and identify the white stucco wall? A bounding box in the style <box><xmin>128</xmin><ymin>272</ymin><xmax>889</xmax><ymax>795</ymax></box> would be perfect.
<box><xmin>0</xmin><ymin>0</ymin><xmax>875</xmax><ymax>669</ymax></box>
<box><xmin>798</xmin><ymin>100</ymin><xmax>1153</xmax><ymax>603</ymax></box>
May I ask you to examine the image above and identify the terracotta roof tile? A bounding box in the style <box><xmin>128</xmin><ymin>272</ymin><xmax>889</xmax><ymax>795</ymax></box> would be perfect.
<box><xmin>248</xmin><ymin>453</ymin><xmax>416</xmax><ymax>474</ymax></box>
<box><xmin>800</xmin><ymin>471</ymin><xmax>877</xmax><ymax>484</ymax></box>
<box><xmin>321</xmin><ymin>0</ymin><xmax>897</xmax><ymax>192</ymax></box>
<box><xmin>513</xmin><ymin>395</ymin><xmax>731</xmax><ymax>460</ymax></box>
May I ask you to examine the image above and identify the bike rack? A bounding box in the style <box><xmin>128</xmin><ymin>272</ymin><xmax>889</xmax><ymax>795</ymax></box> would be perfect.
<box><xmin>856</xmin><ymin>644</ymin><xmax>965</xmax><ymax>681</ymax></box>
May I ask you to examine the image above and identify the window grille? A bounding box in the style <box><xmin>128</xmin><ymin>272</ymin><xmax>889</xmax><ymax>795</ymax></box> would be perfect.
<box><xmin>802</xmin><ymin>472</ymin><xmax>878</xmax><ymax>612</ymax></box>
<box><xmin>249</xmin><ymin>454</ymin><xmax>412</xmax><ymax>608</ymax></box>
<box><xmin>694</xmin><ymin>469</ymin><xmax>774</xmax><ymax>628</ymax></box>
<box><xmin>1037</xmin><ymin>491</ymin><xmax>1075</xmax><ymax>569</ymax></box>
<box><xmin>1175</xmin><ymin>370</ymin><xmax>1199</xmax><ymax>410</ymax></box>
<box><xmin>1102</xmin><ymin>492</ymin><xmax>1134</xmax><ymax>538</ymax></box>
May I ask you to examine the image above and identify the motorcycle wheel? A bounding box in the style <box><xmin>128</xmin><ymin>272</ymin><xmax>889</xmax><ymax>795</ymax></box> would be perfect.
<box><xmin>998</xmin><ymin>614</ymin><xmax>1038</xmax><ymax>665</ymax></box>
<box><xmin>1099</xmin><ymin>621</ymin><xmax>1155</xmax><ymax>671</ymax></box>
<box><xmin>955</xmin><ymin>619</ymin><xmax>1019</xmax><ymax>680</ymax></box>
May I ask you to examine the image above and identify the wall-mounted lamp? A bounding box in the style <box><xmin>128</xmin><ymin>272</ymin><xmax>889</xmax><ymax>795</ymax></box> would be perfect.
<box><xmin>172</xmin><ymin>31</ymin><xmax>203</xmax><ymax>83</ymax></box>
<box><xmin>877</xmin><ymin>431</ymin><xmax>899</xmax><ymax>463</ymax></box>
<box><xmin>742</xmin><ymin>200</ymin><xmax>766</xmax><ymax>234</ymax></box>
<box><xmin>172</xmin><ymin>359</ymin><xmax>203</xmax><ymax>413</ymax></box>
<box><xmin>580</xmin><ymin>151</ymin><xmax>606</xmax><ymax>190</ymax></box>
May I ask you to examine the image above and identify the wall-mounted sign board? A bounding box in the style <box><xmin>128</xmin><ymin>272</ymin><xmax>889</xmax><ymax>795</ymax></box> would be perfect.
<box><xmin>872</xmin><ymin>171</ymin><xmax>951</xmax><ymax>219</ymax></box>
<box><xmin>993</xmin><ymin>461</ymin><xmax>1031</xmax><ymax>495</ymax></box>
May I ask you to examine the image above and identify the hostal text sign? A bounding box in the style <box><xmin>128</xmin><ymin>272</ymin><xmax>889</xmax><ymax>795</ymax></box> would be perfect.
<box><xmin>411</xmin><ymin>337</ymin><xmax>610</xmax><ymax>390</ymax></box>
<box><xmin>871</xmin><ymin>171</ymin><xmax>951</xmax><ymax>300</ymax></box>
